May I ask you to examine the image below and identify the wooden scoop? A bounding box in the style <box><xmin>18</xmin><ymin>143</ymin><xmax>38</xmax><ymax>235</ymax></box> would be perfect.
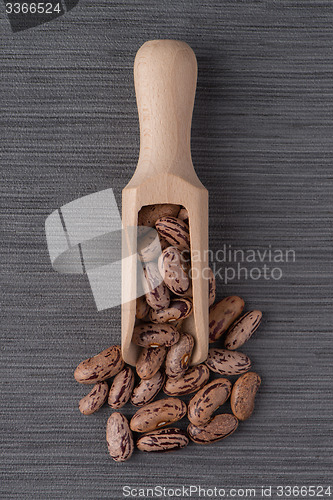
<box><xmin>121</xmin><ymin>40</ymin><xmax>208</xmax><ymax>366</ymax></box>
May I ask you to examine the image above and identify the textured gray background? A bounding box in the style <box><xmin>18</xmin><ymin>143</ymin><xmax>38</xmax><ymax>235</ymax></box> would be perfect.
<box><xmin>1</xmin><ymin>1</ymin><xmax>332</xmax><ymax>499</ymax></box>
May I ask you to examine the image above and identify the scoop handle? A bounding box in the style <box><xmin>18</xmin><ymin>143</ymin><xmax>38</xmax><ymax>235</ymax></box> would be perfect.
<box><xmin>134</xmin><ymin>40</ymin><xmax>198</xmax><ymax>179</ymax></box>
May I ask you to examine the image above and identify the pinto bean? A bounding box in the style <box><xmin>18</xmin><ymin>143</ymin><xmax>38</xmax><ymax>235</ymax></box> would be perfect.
<box><xmin>136</xmin><ymin>346</ymin><xmax>167</xmax><ymax>379</ymax></box>
<box><xmin>74</xmin><ymin>345</ymin><xmax>124</xmax><ymax>384</ymax></box>
<box><xmin>132</xmin><ymin>323</ymin><xmax>180</xmax><ymax>348</ymax></box>
<box><xmin>137</xmin><ymin>428</ymin><xmax>189</xmax><ymax>452</ymax></box>
<box><xmin>155</xmin><ymin>216</ymin><xmax>190</xmax><ymax>251</ymax></box>
<box><xmin>163</xmin><ymin>364</ymin><xmax>210</xmax><ymax>396</ymax></box>
<box><xmin>138</xmin><ymin>204</ymin><xmax>181</xmax><ymax>230</ymax></box>
<box><xmin>142</xmin><ymin>261</ymin><xmax>170</xmax><ymax>311</ymax></box>
<box><xmin>205</xmin><ymin>348</ymin><xmax>252</xmax><ymax>376</ymax></box>
<box><xmin>108</xmin><ymin>366</ymin><xmax>135</xmax><ymax>409</ymax></box>
<box><xmin>177</xmin><ymin>207</ymin><xmax>189</xmax><ymax>222</ymax></box>
<box><xmin>209</xmin><ymin>296</ymin><xmax>245</xmax><ymax>343</ymax></box>
<box><xmin>131</xmin><ymin>371</ymin><xmax>165</xmax><ymax>407</ymax></box>
<box><xmin>187</xmin><ymin>378</ymin><xmax>232</xmax><ymax>426</ymax></box>
<box><xmin>230</xmin><ymin>371</ymin><xmax>261</xmax><ymax>421</ymax></box>
<box><xmin>78</xmin><ymin>382</ymin><xmax>109</xmax><ymax>415</ymax></box>
<box><xmin>165</xmin><ymin>332</ymin><xmax>194</xmax><ymax>378</ymax></box>
<box><xmin>106</xmin><ymin>412</ymin><xmax>134</xmax><ymax>462</ymax></box>
<box><xmin>130</xmin><ymin>398</ymin><xmax>187</xmax><ymax>433</ymax></box>
<box><xmin>208</xmin><ymin>267</ymin><xmax>216</xmax><ymax>306</ymax></box>
<box><xmin>149</xmin><ymin>298</ymin><xmax>192</xmax><ymax>323</ymax></box>
<box><xmin>224</xmin><ymin>310</ymin><xmax>262</xmax><ymax>350</ymax></box>
<box><xmin>137</xmin><ymin>228</ymin><xmax>163</xmax><ymax>263</ymax></box>
<box><xmin>158</xmin><ymin>246</ymin><xmax>190</xmax><ymax>295</ymax></box>
<box><xmin>187</xmin><ymin>414</ymin><xmax>238</xmax><ymax>444</ymax></box>
<box><xmin>136</xmin><ymin>296</ymin><xmax>150</xmax><ymax>320</ymax></box>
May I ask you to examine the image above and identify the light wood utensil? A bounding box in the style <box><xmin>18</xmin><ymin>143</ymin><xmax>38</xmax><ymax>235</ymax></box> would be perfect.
<box><xmin>122</xmin><ymin>40</ymin><xmax>209</xmax><ymax>366</ymax></box>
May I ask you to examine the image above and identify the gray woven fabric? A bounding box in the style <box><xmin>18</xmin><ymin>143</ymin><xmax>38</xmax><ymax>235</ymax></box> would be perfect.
<box><xmin>1</xmin><ymin>1</ymin><xmax>332</xmax><ymax>498</ymax></box>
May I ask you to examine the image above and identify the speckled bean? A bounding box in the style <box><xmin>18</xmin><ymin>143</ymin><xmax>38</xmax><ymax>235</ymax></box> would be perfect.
<box><xmin>177</xmin><ymin>207</ymin><xmax>189</xmax><ymax>222</ymax></box>
<box><xmin>106</xmin><ymin>412</ymin><xmax>134</xmax><ymax>462</ymax></box>
<box><xmin>188</xmin><ymin>378</ymin><xmax>232</xmax><ymax>426</ymax></box>
<box><xmin>136</xmin><ymin>296</ymin><xmax>150</xmax><ymax>320</ymax></box>
<box><xmin>205</xmin><ymin>348</ymin><xmax>252</xmax><ymax>376</ymax></box>
<box><xmin>209</xmin><ymin>296</ymin><xmax>245</xmax><ymax>343</ymax></box>
<box><xmin>78</xmin><ymin>382</ymin><xmax>109</xmax><ymax>415</ymax></box>
<box><xmin>138</xmin><ymin>204</ymin><xmax>180</xmax><ymax>230</ymax></box>
<box><xmin>163</xmin><ymin>364</ymin><xmax>210</xmax><ymax>396</ymax></box>
<box><xmin>165</xmin><ymin>332</ymin><xmax>194</xmax><ymax>378</ymax></box>
<box><xmin>108</xmin><ymin>366</ymin><xmax>135</xmax><ymax>409</ymax></box>
<box><xmin>137</xmin><ymin>229</ymin><xmax>162</xmax><ymax>263</ymax></box>
<box><xmin>159</xmin><ymin>237</ymin><xmax>171</xmax><ymax>251</ymax></box>
<box><xmin>158</xmin><ymin>246</ymin><xmax>190</xmax><ymax>295</ymax></box>
<box><xmin>175</xmin><ymin>283</ymin><xmax>193</xmax><ymax>299</ymax></box>
<box><xmin>142</xmin><ymin>261</ymin><xmax>170</xmax><ymax>311</ymax></box>
<box><xmin>137</xmin><ymin>428</ymin><xmax>189</xmax><ymax>452</ymax></box>
<box><xmin>132</xmin><ymin>323</ymin><xmax>180</xmax><ymax>348</ymax></box>
<box><xmin>230</xmin><ymin>371</ymin><xmax>261</xmax><ymax>421</ymax></box>
<box><xmin>149</xmin><ymin>298</ymin><xmax>193</xmax><ymax>323</ymax></box>
<box><xmin>131</xmin><ymin>371</ymin><xmax>165</xmax><ymax>407</ymax></box>
<box><xmin>136</xmin><ymin>346</ymin><xmax>167</xmax><ymax>379</ymax></box>
<box><xmin>187</xmin><ymin>413</ymin><xmax>238</xmax><ymax>444</ymax></box>
<box><xmin>74</xmin><ymin>345</ymin><xmax>124</xmax><ymax>384</ymax></box>
<box><xmin>208</xmin><ymin>267</ymin><xmax>216</xmax><ymax>306</ymax></box>
<box><xmin>172</xmin><ymin>318</ymin><xmax>184</xmax><ymax>331</ymax></box>
<box><xmin>155</xmin><ymin>216</ymin><xmax>190</xmax><ymax>251</ymax></box>
<box><xmin>130</xmin><ymin>397</ymin><xmax>187</xmax><ymax>433</ymax></box>
<box><xmin>224</xmin><ymin>310</ymin><xmax>262</xmax><ymax>350</ymax></box>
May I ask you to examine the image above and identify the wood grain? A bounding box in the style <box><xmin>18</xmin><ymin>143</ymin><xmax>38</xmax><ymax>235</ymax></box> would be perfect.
<box><xmin>122</xmin><ymin>40</ymin><xmax>208</xmax><ymax>366</ymax></box>
<box><xmin>1</xmin><ymin>1</ymin><xmax>332</xmax><ymax>498</ymax></box>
